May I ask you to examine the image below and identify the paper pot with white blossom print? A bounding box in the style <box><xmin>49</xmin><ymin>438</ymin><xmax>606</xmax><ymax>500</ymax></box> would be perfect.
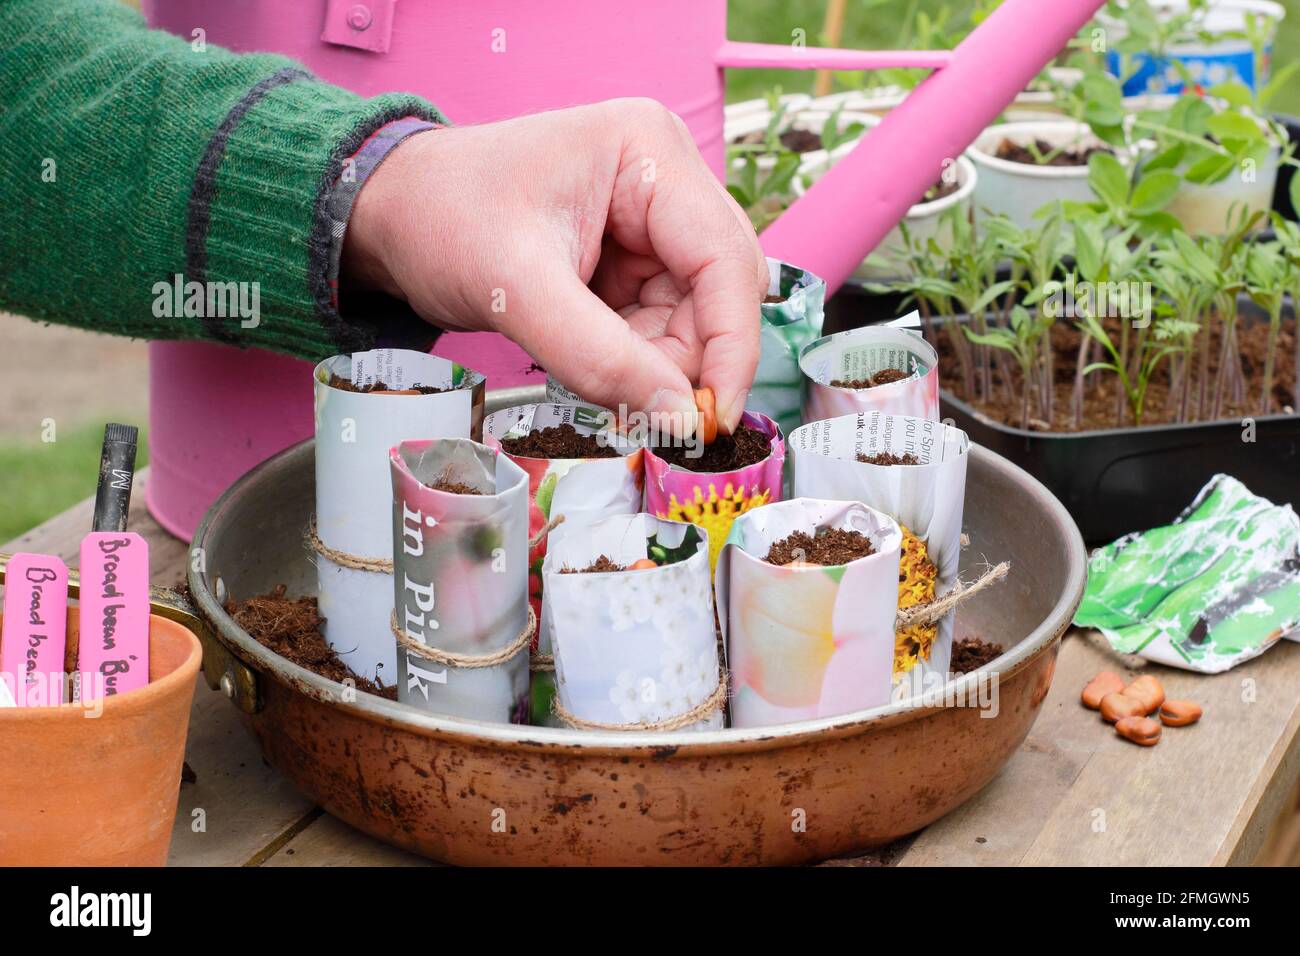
<box><xmin>542</xmin><ymin>514</ymin><xmax>722</xmax><ymax>731</ymax></box>
<box><xmin>389</xmin><ymin>438</ymin><xmax>530</xmax><ymax>724</ymax></box>
<box><xmin>313</xmin><ymin>349</ymin><xmax>484</xmax><ymax>686</ymax></box>
<box><xmin>789</xmin><ymin>411</ymin><xmax>969</xmax><ymax>690</ymax></box>
<box><xmin>716</xmin><ymin>498</ymin><xmax>903</xmax><ymax>728</ymax></box>
<box><xmin>799</xmin><ymin>319</ymin><xmax>940</xmax><ymax>425</ymax></box>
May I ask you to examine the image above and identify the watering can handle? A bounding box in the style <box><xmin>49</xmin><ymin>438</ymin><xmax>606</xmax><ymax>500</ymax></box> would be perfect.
<box><xmin>743</xmin><ymin>0</ymin><xmax>1107</xmax><ymax>293</ymax></box>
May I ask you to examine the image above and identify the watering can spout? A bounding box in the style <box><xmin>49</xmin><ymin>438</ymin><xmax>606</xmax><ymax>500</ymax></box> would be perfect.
<box><xmin>757</xmin><ymin>0</ymin><xmax>1107</xmax><ymax>293</ymax></box>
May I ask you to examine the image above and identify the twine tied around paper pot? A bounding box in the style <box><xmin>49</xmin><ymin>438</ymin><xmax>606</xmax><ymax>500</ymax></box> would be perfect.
<box><xmin>894</xmin><ymin>561</ymin><xmax>1009</xmax><ymax>629</ymax></box>
<box><xmin>390</xmin><ymin>606</ymin><xmax>536</xmax><ymax>668</ymax></box>
<box><xmin>551</xmin><ymin>670</ymin><xmax>729</xmax><ymax>732</ymax></box>
<box><xmin>307</xmin><ymin>516</ymin><xmax>394</xmax><ymax>574</ymax></box>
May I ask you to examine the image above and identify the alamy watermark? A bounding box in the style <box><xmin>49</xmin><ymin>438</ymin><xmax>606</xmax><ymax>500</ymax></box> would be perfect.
<box><xmin>152</xmin><ymin>273</ymin><xmax>260</xmax><ymax>328</ymax></box>
<box><xmin>1043</xmin><ymin>274</ymin><xmax>1153</xmax><ymax>328</ymax></box>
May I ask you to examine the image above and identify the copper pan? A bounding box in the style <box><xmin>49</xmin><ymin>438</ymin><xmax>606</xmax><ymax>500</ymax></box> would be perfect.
<box><xmin>176</xmin><ymin>385</ymin><xmax>1085</xmax><ymax>865</ymax></box>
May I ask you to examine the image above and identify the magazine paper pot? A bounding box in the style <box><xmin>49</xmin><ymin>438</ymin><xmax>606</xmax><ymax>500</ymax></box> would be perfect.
<box><xmin>542</xmin><ymin>514</ymin><xmax>722</xmax><ymax>731</ymax></box>
<box><xmin>789</xmin><ymin>412</ymin><xmax>970</xmax><ymax>689</ymax></box>
<box><xmin>389</xmin><ymin>438</ymin><xmax>531</xmax><ymax>724</ymax></box>
<box><xmin>751</xmin><ymin>259</ymin><xmax>826</xmax><ymax>440</ymax></box>
<box><xmin>313</xmin><ymin>351</ymin><xmax>485</xmax><ymax>685</ymax></box>
<box><xmin>800</xmin><ymin>322</ymin><xmax>940</xmax><ymax>424</ymax></box>
<box><xmin>644</xmin><ymin>412</ymin><xmax>785</xmax><ymax>572</ymax></box>
<box><xmin>716</xmin><ymin>498</ymin><xmax>903</xmax><ymax>728</ymax></box>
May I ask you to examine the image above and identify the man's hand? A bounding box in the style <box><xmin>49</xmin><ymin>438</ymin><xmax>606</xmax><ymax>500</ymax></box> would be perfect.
<box><xmin>343</xmin><ymin>99</ymin><xmax>767</xmax><ymax>435</ymax></box>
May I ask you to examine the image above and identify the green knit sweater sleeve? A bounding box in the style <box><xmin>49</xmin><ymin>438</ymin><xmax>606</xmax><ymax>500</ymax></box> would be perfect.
<box><xmin>0</xmin><ymin>0</ymin><xmax>445</xmax><ymax>358</ymax></box>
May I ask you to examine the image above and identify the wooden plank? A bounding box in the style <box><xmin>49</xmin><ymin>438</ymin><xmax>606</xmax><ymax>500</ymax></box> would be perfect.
<box><xmin>263</xmin><ymin>813</ymin><xmax>434</xmax><ymax>867</ymax></box>
<box><xmin>2</xmin><ymin>472</ymin><xmax>315</xmax><ymax>867</ymax></box>
<box><xmin>900</xmin><ymin>630</ymin><xmax>1300</xmax><ymax>866</ymax></box>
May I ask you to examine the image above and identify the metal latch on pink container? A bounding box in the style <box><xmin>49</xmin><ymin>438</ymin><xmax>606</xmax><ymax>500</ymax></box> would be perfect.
<box><xmin>321</xmin><ymin>0</ymin><xmax>396</xmax><ymax>54</ymax></box>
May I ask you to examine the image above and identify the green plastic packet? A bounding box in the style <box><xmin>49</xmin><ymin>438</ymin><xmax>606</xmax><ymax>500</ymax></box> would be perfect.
<box><xmin>748</xmin><ymin>259</ymin><xmax>825</xmax><ymax>441</ymax></box>
<box><xmin>1074</xmin><ymin>474</ymin><xmax>1300</xmax><ymax>673</ymax></box>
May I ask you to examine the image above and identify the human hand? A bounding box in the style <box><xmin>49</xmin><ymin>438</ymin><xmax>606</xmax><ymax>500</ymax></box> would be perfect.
<box><xmin>343</xmin><ymin>99</ymin><xmax>767</xmax><ymax>435</ymax></box>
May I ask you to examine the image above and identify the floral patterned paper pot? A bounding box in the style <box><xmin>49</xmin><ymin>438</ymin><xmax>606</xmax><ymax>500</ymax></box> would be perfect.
<box><xmin>485</xmin><ymin>403</ymin><xmax>644</xmax><ymax>620</ymax></box>
<box><xmin>799</xmin><ymin>319</ymin><xmax>940</xmax><ymax>425</ymax></box>
<box><xmin>542</xmin><ymin>514</ymin><xmax>722</xmax><ymax>732</ymax></box>
<box><xmin>716</xmin><ymin>498</ymin><xmax>903</xmax><ymax>728</ymax></box>
<box><xmin>750</xmin><ymin>259</ymin><xmax>826</xmax><ymax>439</ymax></box>
<box><xmin>390</xmin><ymin>438</ymin><xmax>531</xmax><ymax>724</ymax></box>
<box><xmin>789</xmin><ymin>412</ymin><xmax>969</xmax><ymax>693</ymax></box>
<box><xmin>643</xmin><ymin>412</ymin><xmax>785</xmax><ymax>573</ymax></box>
<box><xmin>485</xmin><ymin>402</ymin><xmax>645</xmax><ymax>724</ymax></box>
<box><xmin>313</xmin><ymin>349</ymin><xmax>485</xmax><ymax>685</ymax></box>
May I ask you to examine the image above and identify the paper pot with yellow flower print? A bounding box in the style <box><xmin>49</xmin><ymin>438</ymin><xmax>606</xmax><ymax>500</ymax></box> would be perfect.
<box><xmin>644</xmin><ymin>411</ymin><xmax>785</xmax><ymax>574</ymax></box>
<box><xmin>542</xmin><ymin>514</ymin><xmax>722</xmax><ymax>731</ymax></box>
<box><xmin>788</xmin><ymin>411</ymin><xmax>968</xmax><ymax>695</ymax></box>
<box><xmin>715</xmin><ymin>498</ymin><xmax>902</xmax><ymax>728</ymax></box>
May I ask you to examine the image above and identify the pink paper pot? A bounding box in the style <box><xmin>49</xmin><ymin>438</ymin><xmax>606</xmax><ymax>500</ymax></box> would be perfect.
<box><xmin>643</xmin><ymin>412</ymin><xmax>785</xmax><ymax>572</ymax></box>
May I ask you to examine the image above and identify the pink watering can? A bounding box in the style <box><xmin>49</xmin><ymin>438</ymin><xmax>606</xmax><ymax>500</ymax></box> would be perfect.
<box><xmin>141</xmin><ymin>0</ymin><xmax>1104</xmax><ymax>538</ymax></box>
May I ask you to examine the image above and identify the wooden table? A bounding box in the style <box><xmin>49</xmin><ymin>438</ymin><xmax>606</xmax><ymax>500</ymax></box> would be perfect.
<box><xmin>7</xmin><ymin>471</ymin><xmax>1298</xmax><ymax>866</ymax></box>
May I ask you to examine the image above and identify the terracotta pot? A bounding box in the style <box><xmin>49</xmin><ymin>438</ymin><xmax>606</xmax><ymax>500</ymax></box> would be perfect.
<box><xmin>0</xmin><ymin>611</ymin><xmax>201</xmax><ymax>866</ymax></box>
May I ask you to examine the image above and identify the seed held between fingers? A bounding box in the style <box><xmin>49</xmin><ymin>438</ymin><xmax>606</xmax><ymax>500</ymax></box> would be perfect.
<box><xmin>694</xmin><ymin>387</ymin><xmax>718</xmax><ymax>445</ymax></box>
<box><xmin>1115</xmin><ymin>715</ymin><xmax>1162</xmax><ymax>746</ymax></box>
<box><xmin>1159</xmin><ymin>699</ymin><xmax>1202</xmax><ymax>727</ymax></box>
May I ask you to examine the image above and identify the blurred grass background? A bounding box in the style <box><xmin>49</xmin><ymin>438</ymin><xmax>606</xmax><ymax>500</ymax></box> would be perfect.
<box><xmin>1</xmin><ymin>0</ymin><xmax>1296</xmax><ymax>543</ymax></box>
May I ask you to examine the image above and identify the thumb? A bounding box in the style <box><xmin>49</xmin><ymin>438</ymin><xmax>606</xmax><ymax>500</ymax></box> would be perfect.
<box><xmin>502</xmin><ymin>271</ymin><xmax>699</xmax><ymax>433</ymax></box>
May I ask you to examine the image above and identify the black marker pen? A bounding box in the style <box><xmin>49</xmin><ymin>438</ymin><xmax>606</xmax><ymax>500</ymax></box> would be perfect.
<box><xmin>92</xmin><ymin>423</ymin><xmax>139</xmax><ymax>533</ymax></box>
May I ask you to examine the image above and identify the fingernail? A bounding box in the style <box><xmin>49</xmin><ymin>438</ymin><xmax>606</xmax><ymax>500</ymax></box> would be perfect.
<box><xmin>646</xmin><ymin>388</ymin><xmax>698</xmax><ymax>441</ymax></box>
<box><xmin>718</xmin><ymin>388</ymin><xmax>749</xmax><ymax>435</ymax></box>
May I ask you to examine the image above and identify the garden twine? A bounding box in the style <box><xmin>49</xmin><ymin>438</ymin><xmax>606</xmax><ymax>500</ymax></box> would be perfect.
<box><xmin>307</xmin><ymin>516</ymin><xmax>394</xmax><ymax>573</ymax></box>
<box><xmin>390</xmin><ymin>606</ymin><xmax>536</xmax><ymax>669</ymax></box>
<box><xmin>551</xmin><ymin>670</ymin><xmax>728</xmax><ymax>732</ymax></box>
<box><xmin>895</xmin><ymin>561</ymin><xmax>1010</xmax><ymax>628</ymax></box>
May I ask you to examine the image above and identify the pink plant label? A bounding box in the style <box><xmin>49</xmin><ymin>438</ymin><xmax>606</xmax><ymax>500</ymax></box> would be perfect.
<box><xmin>1</xmin><ymin>553</ymin><xmax>70</xmax><ymax>707</ymax></box>
<box><xmin>77</xmin><ymin>532</ymin><xmax>150</xmax><ymax>701</ymax></box>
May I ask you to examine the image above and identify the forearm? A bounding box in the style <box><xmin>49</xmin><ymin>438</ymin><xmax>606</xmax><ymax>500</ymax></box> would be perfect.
<box><xmin>0</xmin><ymin>0</ymin><xmax>442</xmax><ymax>358</ymax></box>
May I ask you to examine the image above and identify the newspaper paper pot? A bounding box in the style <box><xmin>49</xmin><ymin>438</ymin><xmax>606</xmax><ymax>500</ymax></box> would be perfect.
<box><xmin>644</xmin><ymin>411</ymin><xmax>785</xmax><ymax>572</ymax></box>
<box><xmin>799</xmin><ymin>322</ymin><xmax>940</xmax><ymax>425</ymax></box>
<box><xmin>485</xmin><ymin>402</ymin><xmax>645</xmax><ymax>723</ymax></box>
<box><xmin>389</xmin><ymin>438</ymin><xmax>530</xmax><ymax>723</ymax></box>
<box><xmin>751</xmin><ymin>259</ymin><xmax>826</xmax><ymax>440</ymax></box>
<box><xmin>313</xmin><ymin>350</ymin><xmax>485</xmax><ymax>686</ymax></box>
<box><xmin>789</xmin><ymin>412</ymin><xmax>970</xmax><ymax>691</ymax></box>
<box><xmin>716</xmin><ymin>498</ymin><xmax>903</xmax><ymax>728</ymax></box>
<box><xmin>542</xmin><ymin>514</ymin><xmax>722</xmax><ymax>731</ymax></box>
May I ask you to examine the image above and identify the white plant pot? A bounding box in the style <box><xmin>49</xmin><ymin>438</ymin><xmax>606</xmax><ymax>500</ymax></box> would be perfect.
<box><xmin>727</xmin><ymin>108</ymin><xmax>876</xmax><ymax>175</ymax></box>
<box><xmin>967</xmin><ymin>120</ymin><xmax>1105</xmax><ymax>228</ymax></box>
<box><xmin>1125</xmin><ymin>92</ymin><xmax>1284</xmax><ymax>235</ymax></box>
<box><xmin>724</xmin><ymin>93</ymin><xmax>812</xmax><ymax>127</ymax></box>
<box><xmin>795</xmin><ymin>121</ymin><xmax>977</xmax><ymax>281</ymax></box>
